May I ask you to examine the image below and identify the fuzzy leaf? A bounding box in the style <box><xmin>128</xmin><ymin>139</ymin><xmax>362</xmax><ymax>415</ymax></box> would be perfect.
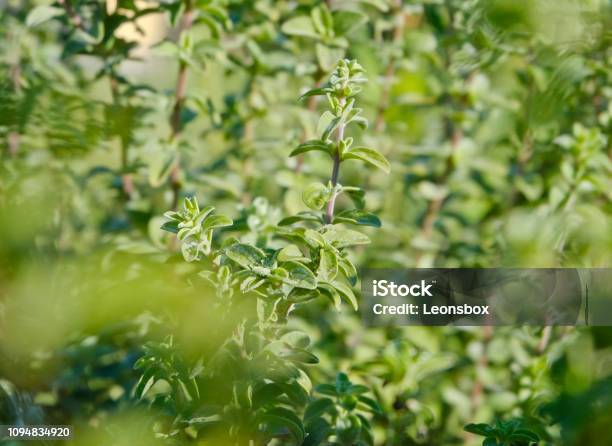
<box><xmin>322</xmin><ymin>227</ymin><xmax>370</xmax><ymax>248</ymax></box>
<box><xmin>278</xmin><ymin>261</ymin><xmax>317</xmax><ymax>289</ymax></box>
<box><xmin>330</xmin><ymin>280</ymin><xmax>358</xmax><ymax>310</ymax></box>
<box><xmin>343</xmin><ymin>147</ymin><xmax>390</xmax><ymax>173</ymax></box>
<box><xmin>278</xmin><ymin>244</ymin><xmax>308</xmax><ymax>262</ymax></box>
<box><xmin>303</xmin><ymin>183</ymin><xmax>332</xmax><ymax>210</ymax></box>
<box><xmin>317</xmin><ymin>282</ymin><xmax>342</xmax><ymax>310</ymax></box>
<box><xmin>226</xmin><ymin>243</ymin><xmax>267</xmax><ymax>270</ymax></box>
<box><xmin>317</xmin><ymin>249</ymin><xmax>338</xmax><ymax>281</ymax></box>
<box><xmin>201</xmin><ymin>214</ymin><xmax>233</xmax><ymax>232</ymax></box>
<box><xmin>339</xmin><ymin>257</ymin><xmax>358</xmax><ymax>286</ymax></box>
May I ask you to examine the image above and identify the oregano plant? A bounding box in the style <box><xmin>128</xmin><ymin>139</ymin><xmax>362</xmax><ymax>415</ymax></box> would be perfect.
<box><xmin>150</xmin><ymin>58</ymin><xmax>388</xmax><ymax>444</ymax></box>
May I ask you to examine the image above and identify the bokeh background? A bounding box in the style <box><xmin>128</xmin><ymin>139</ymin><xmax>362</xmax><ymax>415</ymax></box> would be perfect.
<box><xmin>1</xmin><ymin>0</ymin><xmax>611</xmax><ymax>445</ymax></box>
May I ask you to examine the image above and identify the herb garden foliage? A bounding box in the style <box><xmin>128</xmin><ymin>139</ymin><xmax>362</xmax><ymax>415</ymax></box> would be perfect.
<box><xmin>0</xmin><ymin>1</ymin><xmax>610</xmax><ymax>446</ymax></box>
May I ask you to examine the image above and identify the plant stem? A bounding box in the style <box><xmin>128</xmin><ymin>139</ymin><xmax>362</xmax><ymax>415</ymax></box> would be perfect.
<box><xmin>169</xmin><ymin>0</ymin><xmax>195</xmax><ymax>209</ymax></box>
<box><xmin>325</xmin><ymin>98</ymin><xmax>346</xmax><ymax>223</ymax></box>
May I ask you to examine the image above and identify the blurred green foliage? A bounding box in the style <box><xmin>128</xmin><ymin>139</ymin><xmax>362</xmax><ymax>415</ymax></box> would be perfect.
<box><xmin>0</xmin><ymin>0</ymin><xmax>611</xmax><ymax>445</ymax></box>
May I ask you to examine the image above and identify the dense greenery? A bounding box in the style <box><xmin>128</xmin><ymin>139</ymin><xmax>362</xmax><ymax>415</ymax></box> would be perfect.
<box><xmin>1</xmin><ymin>1</ymin><xmax>611</xmax><ymax>445</ymax></box>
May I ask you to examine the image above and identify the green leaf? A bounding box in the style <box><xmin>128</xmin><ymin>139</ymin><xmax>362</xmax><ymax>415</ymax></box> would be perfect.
<box><xmin>311</xmin><ymin>4</ymin><xmax>333</xmax><ymax>37</ymax></box>
<box><xmin>321</xmin><ymin>115</ymin><xmax>342</xmax><ymax>142</ymax></box>
<box><xmin>253</xmin><ymin>383</ymin><xmax>284</xmax><ymax>408</ymax></box>
<box><xmin>281</xmin><ymin>16</ymin><xmax>319</xmax><ymax>39</ymax></box>
<box><xmin>335</xmin><ymin>372</ymin><xmax>351</xmax><ymax>393</ymax></box>
<box><xmin>322</xmin><ymin>227</ymin><xmax>370</xmax><ymax>248</ymax></box>
<box><xmin>277</xmin><ymin>381</ymin><xmax>308</xmax><ymax>406</ymax></box>
<box><xmin>286</xmin><ymin>289</ymin><xmax>319</xmax><ymax>303</ymax></box>
<box><xmin>26</xmin><ymin>6</ymin><xmax>64</xmax><ymax>27</ymax></box>
<box><xmin>160</xmin><ymin>220</ymin><xmax>179</xmax><ymax>234</ymax></box>
<box><xmin>202</xmin><ymin>4</ymin><xmax>231</xmax><ymax>30</ymax></box>
<box><xmin>343</xmin><ymin>187</ymin><xmax>366</xmax><ymax>209</ymax></box>
<box><xmin>285</xmin><ymin>348</ymin><xmax>319</xmax><ymax>364</ymax></box>
<box><xmin>186</xmin><ymin>414</ymin><xmax>222</xmax><ymax>428</ymax></box>
<box><xmin>320</xmin><ymin>280</ymin><xmax>358</xmax><ymax>310</ymax></box>
<box><xmin>314</xmin><ymin>383</ymin><xmax>337</xmax><ymax>396</ymax></box>
<box><xmin>342</xmin><ymin>147</ymin><xmax>390</xmax><ymax>173</ymax></box>
<box><xmin>278</xmin><ymin>244</ymin><xmax>309</xmax><ymax>262</ymax></box>
<box><xmin>290</xmin><ymin>139</ymin><xmax>332</xmax><ymax>157</ymax></box>
<box><xmin>260</xmin><ymin>407</ymin><xmax>305</xmax><ymax>445</ymax></box>
<box><xmin>278</xmin><ymin>212</ymin><xmax>324</xmax><ymax>226</ymax></box>
<box><xmin>201</xmin><ymin>214</ymin><xmax>233</xmax><ymax>232</ymax></box>
<box><xmin>317</xmin><ymin>249</ymin><xmax>338</xmax><ymax>282</ymax></box>
<box><xmin>358</xmin><ymin>395</ymin><xmax>382</xmax><ymax>414</ymax></box>
<box><xmin>297</xmin><ymin>369</ymin><xmax>313</xmax><ymax>395</ymax></box>
<box><xmin>281</xmin><ymin>331</ymin><xmax>311</xmax><ymax>349</ymax></box>
<box><xmin>304</xmin><ymin>417</ymin><xmax>332</xmax><ymax>446</ymax></box>
<box><xmin>226</xmin><ymin>243</ymin><xmax>267</xmax><ymax>270</ymax></box>
<box><xmin>304</xmin><ymin>229</ymin><xmax>327</xmax><ymax>247</ymax></box>
<box><xmin>508</xmin><ymin>429</ymin><xmax>540</xmax><ymax>443</ymax></box>
<box><xmin>346</xmin><ymin>384</ymin><xmax>370</xmax><ymax>395</ymax></box>
<box><xmin>317</xmin><ymin>282</ymin><xmax>342</xmax><ymax>310</ymax></box>
<box><xmin>134</xmin><ymin>369</ymin><xmax>157</xmax><ymax>400</ymax></box>
<box><xmin>305</xmin><ymin>398</ymin><xmax>334</xmax><ymax>421</ymax></box>
<box><xmin>334</xmin><ymin>210</ymin><xmax>381</xmax><ymax>227</ymax></box>
<box><xmin>483</xmin><ymin>439</ymin><xmax>499</xmax><ymax>446</ymax></box>
<box><xmin>299</xmin><ymin>87</ymin><xmax>329</xmax><ymax>100</ymax></box>
<box><xmin>333</xmin><ymin>10</ymin><xmax>368</xmax><ymax>36</ymax></box>
<box><xmin>258</xmin><ymin>298</ymin><xmax>280</xmax><ymax>323</ymax></box>
<box><xmin>277</xmin><ymin>261</ymin><xmax>317</xmax><ymax>289</ymax></box>
<box><xmin>464</xmin><ymin>424</ymin><xmax>495</xmax><ymax>437</ymax></box>
<box><xmin>338</xmin><ymin>257</ymin><xmax>358</xmax><ymax>286</ymax></box>
<box><xmin>289</xmin><ymin>139</ymin><xmax>331</xmax><ymax>157</ymax></box>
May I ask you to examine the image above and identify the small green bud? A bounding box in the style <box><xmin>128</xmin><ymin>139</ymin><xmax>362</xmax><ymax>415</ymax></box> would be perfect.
<box><xmin>303</xmin><ymin>183</ymin><xmax>332</xmax><ymax>210</ymax></box>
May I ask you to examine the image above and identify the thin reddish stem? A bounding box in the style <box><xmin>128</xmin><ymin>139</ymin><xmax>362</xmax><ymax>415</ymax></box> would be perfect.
<box><xmin>325</xmin><ymin>98</ymin><xmax>346</xmax><ymax>224</ymax></box>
